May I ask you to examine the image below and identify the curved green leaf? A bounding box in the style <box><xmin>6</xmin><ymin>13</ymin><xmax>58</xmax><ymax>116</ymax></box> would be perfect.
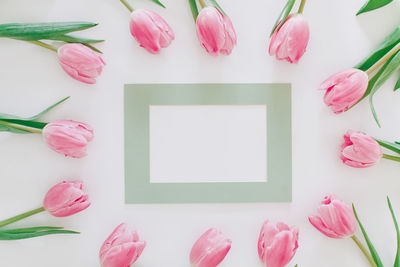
<box><xmin>353</xmin><ymin>204</ymin><xmax>384</xmax><ymax>267</ymax></box>
<box><xmin>356</xmin><ymin>26</ymin><xmax>400</xmax><ymax>71</ymax></box>
<box><xmin>209</xmin><ymin>0</ymin><xmax>225</xmax><ymax>15</ymax></box>
<box><xmin>148</xmin><ymin>0</ymin><xmax>165</xmax><ymax>8</ymax></box>
<box><xmin>270</xmin><ymin>0</ymin><xmax>296</xmax><ymax>36</ymax></box>
<box><xmin>0</xmin><ymin>227</ymin><xmax>79</xmax><ymax>240</ymax></box>
<box><xmin>394</xmin><ymin>75</ymin><xmax>400</xmax><ymax>91</ymax></box>
<box><xmin>357</xmin><ymin>0</ymin><xmax>393</xmax><ymax>16</ymax></box>
<box><xmin>0</xmin><ymin>22</ymin><xmax>98</xmax><ymax>41</ymax></box>
<box><xmin>368</xmin><ymin>50</ymin><xmax>400</xmax><ymax>127</ymax></box>
<box><xmin>376</xmin><ymin>139</ymin><xmax>400</xmax><ymax>154</ymax></box>
<box><xmin>0</xmin><ymin>119</ymin><xmax>47</xmax><ymax>130</ymax></box>
<box><xmin>387</xmin><ymin>197</ymin><xmax>400</xmax><ymax>267</ymax></box>
<box><xmin>188</xmin><ymin>0</ymin><xmax>199</xmax><ymax>22</ymax></box>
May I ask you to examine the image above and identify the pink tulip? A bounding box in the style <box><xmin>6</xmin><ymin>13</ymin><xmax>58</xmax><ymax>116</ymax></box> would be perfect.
<box><xmin>43</xmin><ymin>180</ymin><xmax>90</xmax><ymax>217</ymax></box>
<box><xmin>42</xmin><ymin>120</ymin><xmax>94</xmax><ymax>158</ymax></box>
<box><xmin>190</xmin><ymin>228</ymin><xmax>232</xmax><ymax>267</ymax></box>
<box><xmin>58</xmin><ymin>43</ymin><xmax>105</xmax><ymax>84</ymax></box>
<box><xmin>320</xmin><ymin>68</ymin><xmax>369</xmax><ymax>114</ymax></box>
<box><xmin>341</xmin><ymin>130</ymin><xmax>382</xmax><ymax>168</ymax></box>
<box><xmin>309</xmin><ymin>195</ymin><xmax>357</xmax><ymax>239</ymax></box>
<box><xmin>196</xmin><ymin>6</ymin><xmax>237</xmax><ymax>56</ymax></box>
<box><xmin>100</xmin><ymin>223</ymin><xmax>146</xmax><ymax>267</ymax></box>
<box><xmin>269</xmin><ymin>14</ymin><xmax>309</xmax><ymax>63</ymax></box>
<box><xmin>129</xmin><ymin>9</ymin><xmax>174</xmax><ymax>54</ymax></box>
<box><xmin>257</xmin><ymin>221</ymin><xmax>299</xmax><ymax>267</ymax></box>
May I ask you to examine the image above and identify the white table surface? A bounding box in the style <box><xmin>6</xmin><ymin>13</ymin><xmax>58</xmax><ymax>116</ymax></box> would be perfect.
<box><xmin>0</xmin><ymin>0</ymin><xmax>400</xmax><ymax>266</ymax></box>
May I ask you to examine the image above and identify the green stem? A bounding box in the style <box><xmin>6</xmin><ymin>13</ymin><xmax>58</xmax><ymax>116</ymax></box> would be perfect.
<box><xmin>27</xmin><ymin>40</ymin><xmax>57</xmax><ymax>52</ymax></box>
<box><xmin>120</xmin><ymin>0</ymin><xmax>134</xmax><ymax>12</ymax></box>
<box><xmin>297</xmin><ymin>0</ymin><xmax>306</xmax><ymax>13</ymax></box>
<box><xmin>0</xmin><ymin>120</ymin><xmax>42</xmax><ymax>134</ymax></box>
<box><xmin>198</xmin><ymin>0</ymin><xmax>207</xmax><ymax>8</ymax></box>
<box><xmin>0</xmin><ymin>207</ymin><xmax>45</xmax><ymax>228</ymax></box>
<box><xmin>366</xmin><ymin>42</ymin><xmax>400</xmax><ymax>75</ymax></box>
<box><xmin>351</xmin><ymin>236</ymin><xmax>377</xmax><ymax>267</ymax></box>
<box><xmin>382</xmin><ymin>153</ymin><xmax>400</xmax><ymax>162</ymax></box>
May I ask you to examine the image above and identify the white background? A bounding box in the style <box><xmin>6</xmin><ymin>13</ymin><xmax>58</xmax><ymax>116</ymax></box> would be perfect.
<box><xmin>149</xmin><ymin>105</ymin><xmax>267</xmax><ymax>183</ymax></box>
<box><xmin>0</xmin><ymin>0</ymin><xmax>399</xmax><ymax>266</ymax></box>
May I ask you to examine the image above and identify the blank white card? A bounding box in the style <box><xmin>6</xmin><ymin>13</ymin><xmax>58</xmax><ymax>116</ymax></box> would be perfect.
<box><xmin>149</xmin><ymin>105</ymin><xmax>267</xmax><ymax>183</ymax></box>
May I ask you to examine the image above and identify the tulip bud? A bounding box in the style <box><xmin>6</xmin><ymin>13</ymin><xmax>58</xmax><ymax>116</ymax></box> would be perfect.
<box><xmin>129</xmin><ymin>9</ymin><xmax>175</xmax><ymax>54</ymax></box>
<box><xmin>309</xmin><ymin>195</ymin><xmax>357</xmax><ymax>239</ymax></box>
<box><xmin>196</xmin><ymin>7</ymin><xmax>237</xmax><ymax>56</ymax></box>
<box><xmin>320</xmin><ymin>68</ymin><xmax>369</xmax><ymax>114</ymax></box>
<box><xmin>99</xmin><ymin>223</ymin><xmax>146</xmax><ymax>267</ymax></box>
<box><xmin>269</xmin><ymin>14</ymin><xmax>310</xmax><ymax>63</ymax></box>
<box><xmin>341</xmin><ymin>130</ymin><xmax>382</xmax><ymax>168</ymax></box>
<box><xmin>190</xmin><ymin>228</ymin><xmax>231</xmax><ymax>267</ymax></box>
<box><xmin>58</xmin><ymin>43</ymin><xmax>105</xmax><ymax>84</ymax></box>
<box><xmin>42</xmin><ymin>120</ymin><xmax>94</xmax><ymax>158</ymax></box>
<box><xmin>43</xmin><ymin>180</ymin><xmax>90</xmax><ymax>217</ymax></box>
<box><xmin>258</xmin><ymin>221</ymin><xmax>299</xmax><ymax>267</ymax></box>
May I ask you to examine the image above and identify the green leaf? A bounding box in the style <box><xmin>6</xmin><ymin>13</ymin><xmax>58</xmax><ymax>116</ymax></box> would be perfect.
<box><xmin>352</xmin><ymin>204</ymin><xmax>384</xmax><ymax>267</ymax></box>
<box><xmin>188</xmin><ymin>0</ymin><xmax>199</xmax><ymax>21</ymax></box>
<box><xmin>376</xmin><ymin>139</ymin><xmax>400</xmax><ymax>154</ymax></box>
<box><xmin>368</xmin><ymin>50</ymin><xmax>400</xmax><ymax>127</ymax></box>
<box><xmin>0</xmin><ymin>96</ymin><xmax>69</xmax><ymax>121</ymax></box>
<box><xmin>356</xmin><ymin>26</ymin><xmax>400</xmax><ymax>71</ymax></box>
<box><xmin>357</xmin><ymin>0</ymin><xmax>393</xmax><ymax>16</ymax></box>
<box><xmin>270</xmin><ymin>0</ymin><xmax>296</xmax><ymax>36</ymax></box>
<box><xmin>0</xmin><ymin>22</ymin><xmax>98</xmax><ymax>41</ymax></box>
<box><xmin>0</xmin><ymin>124</ymin><xmax>32</xmax><ymax>134</ymax></box>
<box><xmin>148</xmin><ymin>0</ymin><xmax>165</xmax><ymax>8</ymax></box>
<box><xmin>387</xmin><ymin>197</ymin><xmax>400</xmax><ymax>267</ymax></box>
<box><xmin>209</xmin><ymin>0</ymin><xmax>226</xmax><ymax>16</ymax></box>
<box><xmin>0</xmin><ymin>119</ymin><xmax>47</xmax><ymax>130</ymax></box>
<box><xmin>394</xmin><ymin>75</ymin><xmax>400</xmax><ymax>91</ymax></box>
<box><xmin>50</xmin><ymin>35</ymin><xmax>104</xmax><ymax>44</ymax></box>
<box><xmin>0</xmin><ymin>227</ymin><xmax>79</xmax><ymax>240</ymax></box>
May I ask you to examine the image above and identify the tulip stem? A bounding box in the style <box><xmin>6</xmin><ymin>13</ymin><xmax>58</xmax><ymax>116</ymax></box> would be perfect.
<box><xmin>298</xmin><ymin>0</ymin><xmax>306</xmax><ymax>14</ymax></box>
<box><xmin>120</xmin><ymin>0</ymin><xmax>134</xmax><ymax>12</ymax></box>
<box><xmin>351</xmin><ymin>235</ymin><xmax>377</xmax><ymax>267</ymax></box>
<box><xmin>198</xmin><ymin>0</ymin><xmax>207</xmax><ymax>8</ymax></box>
<box><xmin>27</xmin><ymin>40</ymin><xmax>57</xmax><ymax>52</ymax></box>
<box><xmin>365</xmin><ymin>42</ymin><xmax>400</xmax><ymax>75</ymax></box>
<box><xmin>382</xmin><ymin>153</ymin><xmax>400</xmax><ymax>162</ymax></box>
<box><xmin>0</xmin><ymin>207</ymin><xmax>45</xmax><ymax>228</ymax></box>
<box><xmin>0</xmin><ymin>120</ymin><xmax>43</xmax><ymax>134</ymax></box>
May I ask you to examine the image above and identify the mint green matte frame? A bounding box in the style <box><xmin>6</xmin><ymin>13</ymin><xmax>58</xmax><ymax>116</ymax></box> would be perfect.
<box><xmin>124</xmin><ymin>84</ymin><xmax>292</xmax><ymax>203</ymax></box>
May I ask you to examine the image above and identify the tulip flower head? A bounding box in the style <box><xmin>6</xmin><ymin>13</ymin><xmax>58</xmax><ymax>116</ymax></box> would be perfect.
<box><xmin>190</xmin><ymin>228</ymin><xmax>232</xmax><ymax>267</ymax></box>
<box><xmin>309</xmin><ymin>195</ymin><xmax>357</xmax><ymax>239</ymax></box>
<box><xmin>258</xmin><ymin>221</ymin><xmax>299</xmax><ymax>267</ymax></box>
<box><xmin>320</xmin><ymin>68</ymin><xmax>369</xmax><ymax>114</ymax></box>
<box><xmin>341</xmin><ymin>130</ymin><xmax>382</xmax><ymax>168</ymax></box>
<box><xmin>42</xmin><ymin>120</ymin><xmax>94</xmax><ymax>158</ymax></box>
<box><xmin>100</xmin><ymin>223</ymin><xmax>146</xmax><ymax>267</ymax></box>
<box><xmin>43</xmin><ymin>180</ymin><xmax>90</xmax><ymax>217</ymax></box>
<box><xmin>196</xmin><ymin>6</ymin><xmax>237</xmax><ymax>56</ymax></box>
<box><xmin>130</xmin><ymin>9</ymin><xmax>175</xmax><ymax>54</ymax></box>
<box><xmin>58</xmin><ymin>43</ymin><xmax>105</xmax><ymax>84</ymax></box>
<box><xmin>269</xmin><ymin>14</ymin><xmax>310</xmax><ymax>64</ymax></box>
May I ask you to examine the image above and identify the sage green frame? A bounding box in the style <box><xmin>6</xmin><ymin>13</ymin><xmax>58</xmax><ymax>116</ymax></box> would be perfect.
<box><xmin>124</xmin><ymin>83</ymin><xmax>292</xmax><ymax>203</ymax></box>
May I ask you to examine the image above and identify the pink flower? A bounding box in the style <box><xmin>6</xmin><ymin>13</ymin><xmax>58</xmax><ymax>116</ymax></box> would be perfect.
<box><xmin>42</xmin><ymin>120</ymin><xmax>94</xmax><ymax>158</ymax></box>
<box><xmin>309</xmin><ymin>195</ymin><xmax>357</xmax><ymax>239</ymax></box>
<box><xmin>190</xmin><ymin>228</ymin><xmax>232</xmax><ymax>267</ymax></box>
<box><xmin>43</xmin><ymin>180</ymin><xmax>90</xmax><ymax>217</ymax></box>
<box><xmin>100</xmin><ymin>223</ymin><xmax>146</xmax><ymax>267</ymax></box>
<box><xmin>341</xmin><ymin>130</ymin><xmax>382</xmax><ymax>168</ymax></box>
<box><xmin>196</xmin><ymin>6</ymin><xmax>237</xmax><ymax>56</ymax></box>
<box><xmin>58</xmin><ymin>43</ymin><xmax>105</xmax><ymax>84</ymax></box>
<box><xmin>320</xmin><ymin>68</ymin><xmax>369</xmax><ymax>114</ymax></box>
<box><xmin>269</xmin><ymin>14</ymin><xmax>310</xmax><ymax>63</ymax></box>
<box><xmin>257</xmin><ymin>221</ymin><xmax>299</xmax><ymax>267</ymax></box>
<box><xmin>130</xmin><ymin>9</ymin><xmax>175</xmax><ymax>54</ymax></box>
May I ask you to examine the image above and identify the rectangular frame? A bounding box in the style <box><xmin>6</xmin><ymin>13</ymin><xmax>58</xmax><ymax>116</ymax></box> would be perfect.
<box><xmin>124</xmin><ymin>83</ymin><xmax>292</xmax><ymax>203</ymax></box>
